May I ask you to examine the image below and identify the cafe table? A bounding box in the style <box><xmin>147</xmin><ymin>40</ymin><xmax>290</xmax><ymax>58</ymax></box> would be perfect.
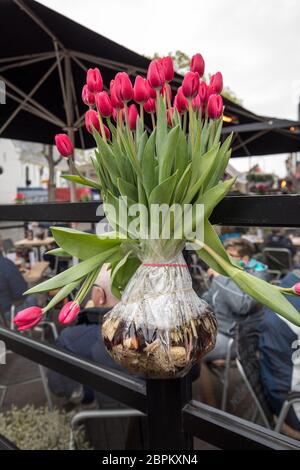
<box><xmin>289</xmin><ymin>236</ymin><xmax>300</xmax><ymax>248</ymax></box>
<box><xmin>23</xmin><ymin>261</ymin><xmax>50</xmax><ymax>285</ymax></box>
<box><xmin>14</xmin><ymin>237</ymin><xmax>55</xmax><ymax>261</ymax></box>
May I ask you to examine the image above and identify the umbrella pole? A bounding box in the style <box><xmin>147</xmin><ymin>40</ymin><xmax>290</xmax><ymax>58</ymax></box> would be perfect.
<box><xmin>64</xmin><ymin>54</ymin><xmax>77</xmax><ymax>203</ymax></box>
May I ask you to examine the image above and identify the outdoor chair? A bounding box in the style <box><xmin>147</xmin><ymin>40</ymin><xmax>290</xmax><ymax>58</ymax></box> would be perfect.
<box><xmin>263</xmin><ymin>247</ymin><xmax>293</xmax><ymax>281</ymax></box>
<box><xmin>235</xmin><ymin>319</ymin><xmax>300</xmax><ymax>438</ymax></box>
<box><xmin>208</xmin><ymin>334</ymin><xmax>235</xmax><ymax>411</ymax></box>
<box><xmin>2</xmin><ymin>239</ymin><xmax>15</xmax><ymax>256</ymax></box>
<box><xmin>0</xmin><ymin>351</ymin><xmax>53</xmax><ymax>410</ymax></box>
<box><xmin>0</xmin><ymin>304</ymin><xmax>54</xmax><ymax>411</ymax></box>
<box><xmin>69</xmin><ymin>408</ymin><xmax>145</xmax><ymax>450</ymax></box>
<box><xmin>0</xmin><ymin>434</ymin><xmax>19</xmax><ymax>450</ymax></box>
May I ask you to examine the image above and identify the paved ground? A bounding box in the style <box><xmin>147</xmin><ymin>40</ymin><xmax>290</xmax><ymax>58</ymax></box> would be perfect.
<box><xmin>0</xmin><ymin>341</ymin><xmax>257</xmax><ymax>450</ymax></box>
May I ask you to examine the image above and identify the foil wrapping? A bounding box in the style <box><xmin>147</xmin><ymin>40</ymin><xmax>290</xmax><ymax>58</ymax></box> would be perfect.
<box><xmin>102</xmin><ymin>254</ymin><xmax>217</xmax><ymax>378</ymax></box>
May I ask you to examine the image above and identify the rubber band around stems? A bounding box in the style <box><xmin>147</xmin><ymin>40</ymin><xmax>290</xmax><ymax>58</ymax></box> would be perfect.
<box><xmin>142</xmin><ymin>263</ymin><xmax>188</xmax><ymax>268</ymax></box>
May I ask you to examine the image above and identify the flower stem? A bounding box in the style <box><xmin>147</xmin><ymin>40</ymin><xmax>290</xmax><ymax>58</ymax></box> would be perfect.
<box><xmin>75</xmin><ymin>267</ymin><xmax>100</xmax><ymax>304</ymax></box>
<box><xmin>183</xmin><ymin>112</ymin><xmax>187</xmax><ymax>134</ymax></box>
<box><xmin>124</xmin><ymin>102</ymin><xmax>135</xmax><ymax>153</ymax></box>
<box><xmin>98</xmin><ymin>112</ymin><xmax>107</xmax><ymax>143</ymax></box>
<box><xmin>166</xmin><ymin>85</ymin><xmax>173</xmax><ymax>126</ymax></box>
<box><xmin>151</xmin><ymin>113</ymin><xmax>156</xmax><ymax>129</ymax></box>
<box><xmin>140</xmin><ymin>103</ymin><xmax>144</xmax><ymax>130</ymax></box>
<box><xmin>188</xmin><ymin>100</ymin><xmax>195</xmax><ymax>154</ymax></box>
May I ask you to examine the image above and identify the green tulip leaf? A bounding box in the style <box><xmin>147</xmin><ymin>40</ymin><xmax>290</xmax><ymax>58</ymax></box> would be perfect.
<box><xmin>50</xmin><ymin>226</ymin><xmax>126</xmax><ymax>260</ymax></box>
<box><xmin>62</xmin><ymin>174</ymin><xmax>100</xmax><ymax>190</ymax></box>
<box><xmin>43</xmin><ymin>280</ymin><xmax>82</xmax><ymax>314</ymax></box>
<box><xmin>25</xmin><ymin>247</ymin><xmax>120</xmax><ymax>295</ymax></box>
<box><xmin>197</xmin><ymin>239</ymin><xmax>300</xmax><ymax>327</ymax></box>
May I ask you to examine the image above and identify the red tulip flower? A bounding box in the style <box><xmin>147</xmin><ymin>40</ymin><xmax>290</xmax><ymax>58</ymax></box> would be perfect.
<box><xmin>95</xmin><ymin>91</ymin><xmax>113</xmax><ymax>118</ymax></box>
<box><xmin>86</xmin><ymin>68</ymin><xmax>103</xmax><ymax>94</ymax></box>
<box><xmin>144</xmin><ymin>98</ymin><xmax>156</xmax><ymax>114</ymax></box>
<box><xmin>190</xmin><ymin>53</ymin><xmax>205</xmax><ymax>78</ymax></box>
<box><xmin>14</xmin><ymin>306</ymin><xmax>43</xmax><ymax>331</ymax></box>
<box><xmin>198</xmin><ymin>80</ymin><xmax>208</xmax><ymax>102</ymax></box>
<box><xmin>128</xmin><ymin>104</ymin><xmax>139</xmax><ymax>130</ymax></box>
<box><xmin>82</xmin><ymin>84</ymin><xmax>95</xmax><ymax>106</ymax></box>
<box><xmin>206</xmin><ymin>84</ymin><xmax>216</xmax><ymax>101</ymax></box>
<box><xmin>114</xmin><ymin>72</ymin><xmax>133</xmax><ymax>102</ymax></box>
<box><xmin>207</xmin><ymin>94</ymin><xmax>223</xmax><ymax>119</ymax></box>
<box><xmin>110</xmin><ymin>84</ymin><xmax>124</xmax><ymax>110</ymax></box>
<box><xmin>182</xmin><ymin>72</ymin><xmax>199</xmax><ymax>99</ymax></box>
<box><xmin>58</xmin><ymin>301</ymin><xmax>80</xmax><ymax>325</ymax></box>
<box><xmin>192</xmin><ymin>94</ymin><xmax>201</xmax><ymax>112</ymax></box>
<box><xmin>175</xmin><ymin>86</ymin><xmax>188</xmax><ymax>113</ymax></box>
<box><xmin>293</xmin><ymin>283</ymin><xmax>300</xmax><ymax>295</ymax></box>
<box><xmin>133</xmin><ymin>76</ymin><xmax>150</xmax><ymax>103</ymax></box>
<box><xmin>55</xmin><ymin>134</ymin><xmax>74</xmax><ymax>157</ymax></box>
<box><xmin>103</xmin><ymin>124</ymin><xmax>111</xmax><ymax>140</ymax></box>
<box><xmin>210</xmin><ymin>71</ymin><xmax>223</xmax><ymax>94</ymax></box>
<box><xmin>146</xmin><ymin>81</ymin><xmax>157</xmax><ymax>99</ymax></box>
<box><xmin>160</xmin><ymin>56</ymin><xmax>174</xmax><ymax>82</ymax></box>
<box><xmin>147</xmin><ymin>60</ymin><xmax>165</xmax><ymax>89</ymax></box>
<box><xmin>85</xmin><ymin>109</ymin><xmax>100</xmax><ymax>134</ymax></box>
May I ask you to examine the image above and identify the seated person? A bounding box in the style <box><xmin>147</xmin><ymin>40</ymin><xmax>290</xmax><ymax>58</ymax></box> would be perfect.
<box><xmin>48</xmin><ymin>264</ymin><xmax>123</xmax><ymax>405</ymax></box>
<box><xmin>264</xmin><ymin>228</ymin><xmax>296</xmax><ymax>258</ymax></box>
<box><xmin>259</xmin><ymin>266</ymin><xmax>300</xmax><ymax>431</ymax></box>
<box><xmin>0</xmin><ymin>243</ymin><xmax>35</xmax><ymax>325</ymax></box>
<box><xmin>203</xmin><ymin>237</ymin><xmax>268</xmax><ymax>361</ymax></box>
<box><xmin>219</xmin><ymin>226</ymin><xmax>242</xmax><ymax>244</ymax></box>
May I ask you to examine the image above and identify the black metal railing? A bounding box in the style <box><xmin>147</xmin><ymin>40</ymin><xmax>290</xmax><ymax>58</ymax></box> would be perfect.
<box><xmin>1</xmin><ymin>196</ymin><xmax>300</xmax><ymax>450</ymax></box>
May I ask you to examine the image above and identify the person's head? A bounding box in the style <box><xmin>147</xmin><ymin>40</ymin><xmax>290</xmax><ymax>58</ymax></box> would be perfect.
<box><xmin>91</xmin><ymin>263</ymin><xmax>119</xmax><ymax>308</ymax></box>
<box><xmin>271</xmin><ymin>228</ymin><xmax>285</xmax><ymax>237</ymax></box>
<box><xmin>224</xmin><ymin>237</ymin><xmax>255</xmax><ymax>265</ymax></box>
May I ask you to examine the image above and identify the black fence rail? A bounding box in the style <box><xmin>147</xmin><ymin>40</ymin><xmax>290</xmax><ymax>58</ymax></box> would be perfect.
<box><xmin>1</xmin><ymin>194</ymin><xmax>300</xmax><ymax>226</ymax></box>
<box><xmin>0</xmin><ymin>196</ymin><xmax>300</xmax><ymax>450</ymax></box>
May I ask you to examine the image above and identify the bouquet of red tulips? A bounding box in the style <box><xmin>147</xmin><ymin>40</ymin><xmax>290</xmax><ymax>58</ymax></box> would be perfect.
<box><xmin>15</xmin><ymin>53</ymin><xmax>300</xmax><ymax>378</ymax></box>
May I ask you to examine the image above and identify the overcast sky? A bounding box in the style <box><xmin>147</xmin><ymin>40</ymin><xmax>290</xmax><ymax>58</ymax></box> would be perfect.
<box><xmin>38</xmin><ymin>0</ymin><xmax>300</xmax><ymax>176</ymax></box>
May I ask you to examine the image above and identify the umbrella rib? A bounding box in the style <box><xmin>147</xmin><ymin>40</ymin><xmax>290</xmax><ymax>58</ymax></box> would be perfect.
<box><xmin>6</xmin><ymin>90</ymin><xmax>65</xmax><ymax>128</ymax></box>
<box><xmin>54</xmin><ymin>42</ymin><xmax>68</xmax><ymax>119</ymax></box>
<box><xmin>235</xmin><ymin>132</ymin><xmax>252</xmax><ymax>157</ymax></box>
<box><xmin>74</xmin><ymin>115</ymin><xmax>85</xmax><ymax>129</ymax></box>
<box><xmin>13</xmin><ymin>0</ymin><xmax>64</xmax><ymax>49</ymax></box>
<box><xmin>70</xmin><ymin>50</ymin><xmax>182</xmax><ymax>85</ymax></box>
<box><xmin>71</xmin><ymin>55</ymin><xmax>109</xmax><ymax>92</ymax></box>
<box><xmin>70</xmin><ymin>50</ymin><xmax>143</xmax><ymax>75</ymax></box>
<box><xmin>69</xmin><ymin>60</ymin><xmax>86</xmax><ymax>149</ymax></box>
<box><xmin>232</xmin><ymin>130</ymin><xmax>269</xmax><ymax>152</ymax></box>
<box><xmin>0</xmin><ymin>51</ymin><xmax>55</xmax><ymax>65</ymax></box>
<box><xmin>0</xmin><ymin>52</ymin><xmax>57</xmax><ymax>72</ymax></box>
<box><xmin>0</xmin><ymin>73</ymin><xmax>65</xmax><ymax>127</ymax></box>
<box><xmin>0</xmin><ymin>60</ymin><xmax>66</xmax><ymax>135</ymax></box>
<box><xmin>71</xmin><ymin>55</ymin><xmax>87</xmax><ymax>72</ymax></box>
<box><xmin>273</xmin><ymin>127</ymin><xmax>300</xmax><ymax>142</ymax></box>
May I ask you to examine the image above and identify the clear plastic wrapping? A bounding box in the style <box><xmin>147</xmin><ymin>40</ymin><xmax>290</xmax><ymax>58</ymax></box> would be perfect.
<box><xmin>102</xmin><ymin>254</ymin><xmax>217</xmax><ymax>378</ymax></box>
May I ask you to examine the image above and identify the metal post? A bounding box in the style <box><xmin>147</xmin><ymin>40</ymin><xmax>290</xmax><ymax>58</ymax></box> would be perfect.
<box><xmin>64</xmin><ymin>53</ymin><xmax>77</xmax><ymax>202</ymax></box>
<box><xmin>146</xmin><ymin>375</ymin><xmax>193</xmax><ymax>450</ymax></box>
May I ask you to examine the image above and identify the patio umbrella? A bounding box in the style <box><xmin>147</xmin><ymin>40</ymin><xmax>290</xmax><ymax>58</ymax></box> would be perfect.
<box><xmin>1</xmin><ymin>0</ymin><xmax>300</xmax><ymax>157</ymax></box>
